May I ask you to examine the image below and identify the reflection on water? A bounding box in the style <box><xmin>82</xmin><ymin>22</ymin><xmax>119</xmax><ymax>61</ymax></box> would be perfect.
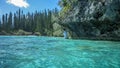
<box><xmin>0</xmin><ymin>36</ymin><xmax>120</xmax><ymax>68</ymax></box>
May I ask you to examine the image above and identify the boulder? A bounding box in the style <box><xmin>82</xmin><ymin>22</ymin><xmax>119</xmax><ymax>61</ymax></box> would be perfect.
<box><xmin>53</xmin><ymin>23</ymin><xmax>63</xmax><ymax>37</ymax></box>
<box><xmin>15</xmin><ymin>29</ymin><xmax>32</xmax><ymax>35</ymax></box>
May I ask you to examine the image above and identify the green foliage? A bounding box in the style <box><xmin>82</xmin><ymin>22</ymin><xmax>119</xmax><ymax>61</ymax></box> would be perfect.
<box><xmin>58</xmin><ymin>0</ymin><xmax>78</xmax><ymax>18</ymax></box>
<box><xmin>59</xmin><ymin>1</ymin><xmax>70</xmax><ymax>18</ymax></box>
<box><xmin>0</xmin><ymin>21</ymin><xmax>1</xmax><ymax>31</ymax></box>
<box><xmin>8</xmin><ymin>12</ymin><xmax>12</xmax><ymax>31</ymax></box>
<box><xmin>0</xmin><ymin>8</ymin><xmax>59</xmax><ymax>36</ymax></box>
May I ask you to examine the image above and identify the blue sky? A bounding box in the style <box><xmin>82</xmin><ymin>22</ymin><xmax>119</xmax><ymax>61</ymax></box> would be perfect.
<box><xmin>0</xmin><ymin>0</ymin><xmax>60</xmax><ymax>18</ymax></box>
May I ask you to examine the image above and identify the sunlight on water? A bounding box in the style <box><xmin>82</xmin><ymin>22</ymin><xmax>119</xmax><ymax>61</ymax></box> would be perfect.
<box><xmin>0</xmin><ymin>36</ymin><xmax>120</xmax><ymax>68</ymax></box>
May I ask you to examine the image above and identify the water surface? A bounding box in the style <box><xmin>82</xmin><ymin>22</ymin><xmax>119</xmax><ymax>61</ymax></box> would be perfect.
<box><xmin>0</xmin><ymin>36</ymin><xmax>120</xmax><ymax>68</ymax></box>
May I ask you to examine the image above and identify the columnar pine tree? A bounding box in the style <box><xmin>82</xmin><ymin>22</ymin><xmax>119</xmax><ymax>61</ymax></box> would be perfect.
<box><xmin>2</xmin><ymin>15</ymin><xmax>5</xmax><ymax>30</ymax></box>
<box><xmin>0</xmin><ymin>20</ymin><xmax>1</xmax><ymax>31</ymax></box>
<box><xmin>8</xmin><ymin>12</ymin><xmax>12</xmax><ymax>31</ymax></box>
<box><xmin>0</xmin><ymin>8</ymin><xmax>59</xmax><ymax>35</ymax></box>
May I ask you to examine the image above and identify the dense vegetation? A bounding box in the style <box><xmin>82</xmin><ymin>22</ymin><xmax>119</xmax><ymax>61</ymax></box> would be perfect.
<box><xmin>0</xmin><ymin>8</ymin><xmax>59</xmax><ymax>35</ymax></box>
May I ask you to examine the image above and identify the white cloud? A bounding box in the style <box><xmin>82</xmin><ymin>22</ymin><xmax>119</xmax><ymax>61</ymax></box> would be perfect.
<box><xmin>6</xmin><ymin>0</ymin><xmax>29</xmax><ymax>8</ymax></box>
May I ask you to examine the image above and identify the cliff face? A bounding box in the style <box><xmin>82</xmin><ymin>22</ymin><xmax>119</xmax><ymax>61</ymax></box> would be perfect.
<box><xmin>58</xmin><ymin>0</ymin><xmax>120</xmax><ymax>39</ymax></box>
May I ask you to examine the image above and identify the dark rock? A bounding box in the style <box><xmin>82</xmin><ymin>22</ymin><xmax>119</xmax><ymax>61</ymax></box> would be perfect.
<box><xmin>58</xmin><ymin>0</ymin><xmax>120</xmax><ymax>39</ymax></box>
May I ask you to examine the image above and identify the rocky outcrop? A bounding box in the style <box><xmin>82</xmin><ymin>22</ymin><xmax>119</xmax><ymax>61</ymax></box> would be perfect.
<box><xmin>58</xmin><ymin>0</ymin><xmax>120</xmax><ymax>39</ymax></box>
<box><xmin>53</xmin><ymin>23</ymin><xmax>63</xmax><ymax>37</ymax></box>
<box><xmin>14</xmin><ymin>29</ymin><xmax>32</xmax><ymax>35</ymax></box>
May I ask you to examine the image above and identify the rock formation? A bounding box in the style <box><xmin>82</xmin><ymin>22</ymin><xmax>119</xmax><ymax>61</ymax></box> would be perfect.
<box><xmin>57</xmin><ymin>0</ymin><xmax>120</xmax><ymax>39</ymax></box>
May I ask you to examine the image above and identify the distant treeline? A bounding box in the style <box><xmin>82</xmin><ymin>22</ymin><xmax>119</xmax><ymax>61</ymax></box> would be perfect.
<box><xmin>0</xmin><ymin>8</ymin><xmax>59</xmax><ymax>35</ymax></box>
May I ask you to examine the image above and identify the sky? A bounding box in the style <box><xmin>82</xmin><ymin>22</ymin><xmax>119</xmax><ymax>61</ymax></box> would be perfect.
<box><xmin>0</xmin><ymin>0</ymin><xmax>60</xmax><ymax>18</ymax></box>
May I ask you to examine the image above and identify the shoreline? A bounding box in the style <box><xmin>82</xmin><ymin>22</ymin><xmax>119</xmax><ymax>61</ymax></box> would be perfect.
<box><xmin>74</xmin><ymin>37</ymin><xmax>120</xmax><ymax>41</ymax></box>
<box><xmin>0</xmin><ymin>35</ymin><xmax>120</xmax><ymax>41</ymax></box>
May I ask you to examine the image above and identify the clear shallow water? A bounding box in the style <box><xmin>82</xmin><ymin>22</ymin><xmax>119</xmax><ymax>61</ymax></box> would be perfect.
<box><xmin>0</xmin><ymin>36</ymin><xmax>120</xmax><ymax>68</ymax></box>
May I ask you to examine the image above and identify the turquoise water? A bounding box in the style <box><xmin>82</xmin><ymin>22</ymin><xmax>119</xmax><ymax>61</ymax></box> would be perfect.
<box><xmin>0</xmin><ymin>36</ymin><xmax>120</xmax><ymax>68</ymax></box>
